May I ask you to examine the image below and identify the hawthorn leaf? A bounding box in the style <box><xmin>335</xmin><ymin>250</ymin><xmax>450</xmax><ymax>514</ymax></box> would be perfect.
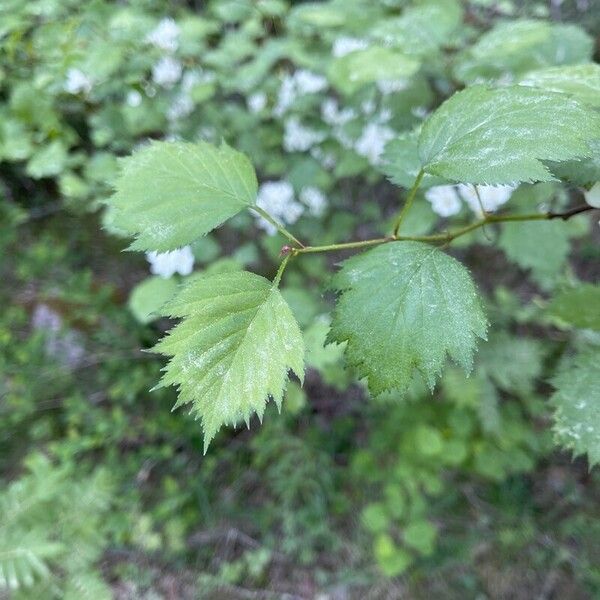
<box><xmin>153</xmin><ymin>271</ymin><xmax>304</xmax><ymax>450</ymax></box>
<box><xmin>328</xmin><ymin>241</ymin><xmax>488</xmax><ymax>396</ymax></box>
<box><xmin>548</xmin><ymin>285</ymin><xmax>600</xmax><ymax>331</ymax></box>
<box><xmin>107</xmin><ymin>141</ymin><xmax>257</xmax><ymax>252</ymax></box>
<box><xmin>549</xmin><ymin>139</ymin><xmax>600</xmax><ymax>187</ymax></box>
<box><xmin>382</xmin><ymin>130</ymin><xmax>447</xmax><ymax>190</ymax></box>
<box><xmin>519</xmin><ymin>63</ymin><xmax>600</xmax><ymax>108</ymax></box>
<box><xmin>551</xmin><ymin>349</ymin><xmax>600</xmax><ymax>466</ymax></box>
<box><xmin>499</xmin><ymin>220</ymin><xmax>570</xmax><ymax>289</ymax></box>
<box><xmin>418</xmin><ymin>85</ymin><xmax>600</xmax><ymax>185</ymax></box>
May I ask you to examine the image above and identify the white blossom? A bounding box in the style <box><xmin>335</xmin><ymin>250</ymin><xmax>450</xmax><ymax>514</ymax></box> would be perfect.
<box><xmin>283</xmin><ymin>116</ymin><xmax>325</xmax><ymax>152</ymax></box>
<box><xmin>377</xmin><ymin>79</ymin><xmax>409</xmax><ymax>95</ymax></box>
<box><xmin>146</xmin><ymin>18</ymin><xmax>180</xmax><ymax>52</ymax></box>
<box><xmin>294</xmin><ymin>69</ymin><xmax>327</xmax><ymax>94</ymax></box>
<box><xmin>273</xmin><ymin>70</ymin><xmax>327</xmax><ymax>116</ymax></box>
<box><xmin>300</xmin><ymin>186</ymin><xmax>327</xmax><ymax>217</ymax></box>
<box><xmin>361</xmin><ymin>99</ymin><xmax>376</xmax><ymax>115</ymax></box>
<box><xmin>64</xmin><ymin>68</ymin><xmax>92</xmax><ymax>94</ymax></box>
<box><xmin>152</xmin><ymin>56</ymin><xmax>182</xmax><ymax>88</ymax></box>
<box><xmin>583</xmin><ymin>182</ymin><xmax>600</xmax><ymax>208</ymax></box>
<box><xmin>167</xmin><ymin>94</ymin><xmax>194</xmax><ymax>121</ymax></box>
<box><xmin>458</xmin><ymin>184</ymin><xmax>515</xmax><ymax>215</ymax></box>
<box><xmin>354</xmin><ymin>123</ymin><xmax>395</xmax><ymax>165</ymax></box>
<box><xmin>332</xmin><ymin>37</ymin><xmax>369</xmax><ymax>57</ymax></box>
<box><xmin>146</xmin><ymin>246</ymin><xmax>194</xmax><ymax>278</ymax></box>
<box><xmin>425</xmin><ymin>186</ymin><xmax>462</xmax><ymax>217</ymax></box>
<box><xmin>255</xmin><ymin>181</ymin><xmax>304</xmax><ymax>234</ymax></box>
<box><xmin>247</xmin><ymin>91</ymin><xmax>267</xmax><ymax>114</ymax></box>
<box><xmin>311</xmin><ymin>147</ymin><xmax>336</xmax><ymax>170</ymax></box>
<box><xmin>126</xmin><ymin>90</ymin><xmax>142</xmax><ymax>107</ymax></box>
<box><xmin>321</xmin><ymin>98</ymin><xmax>356</xmax><ymax>126</ymax></box>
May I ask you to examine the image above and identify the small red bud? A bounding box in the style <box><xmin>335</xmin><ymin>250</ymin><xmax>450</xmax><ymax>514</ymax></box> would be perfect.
<box><xmin>279</xmin><ymin>245</ymin><xmax>292</xmax><ymax>256</ymax></box>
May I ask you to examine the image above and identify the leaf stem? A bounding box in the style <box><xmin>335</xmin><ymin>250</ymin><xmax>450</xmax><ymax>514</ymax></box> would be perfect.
<box><xmin>392</xmin><ymin>168</ymin><xmax>425</xmax><ymax>237</ymax></box>
<box><xmin>251</xmin><ymin>206</ymin><xmax>305</xmax><ymax>248</ymax></box>
<box><xmin>273</xmin><ymin>254</ymin><xmax>291</xmax><ymax>287</ymax></box>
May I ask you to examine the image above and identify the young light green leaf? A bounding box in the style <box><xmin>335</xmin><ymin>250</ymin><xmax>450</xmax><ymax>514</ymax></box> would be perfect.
<box><xmin>128</xmin><ymin>276</ymin><xmax>178</xmax><ymax>324</ymax></box>
<box><xmin>107</xmin><ymin>141</ymin><xmax>257</xmax><ymax>252</ymax></box>
<box><xmin>153</xmin><ymin>271</ymin><xmax>304</xmax><ymax>450</ymax></box>
<box><xmin>551</xmin><ymin>349</ymin><xmax>600</xmax><ymax>466</ymax></box>
<box><xmin>548</xmin><ymin>285</ymin><xmax>600</xmax><ymax>331</ymax></box>
<box><xmin>328</xmin><ymin>241</ymin><xmax>488</xmax><ymax>396</ymax></box>
<box><xmin>418</xmin><ymin>85</ymin><xmax>600</xmax><ymax>185</ymax></box>
<box><xmin>327</xmin><ymin>46</ymin><xmax>420</xmax><ymax>95</ymax></box>
<box><xmin>454</xmin><ymin>20</ymin><xmax>592</xmax><ymax>84</ymax></box>
<box><xmin>370</xmin><ymin>0</ymin><xmax>462</xmax><ymax>58</ymax></box>
<box><xmin>519</xmin><ymin>63</ymin><xmax>600</xmax><ymax>108</ymax></box>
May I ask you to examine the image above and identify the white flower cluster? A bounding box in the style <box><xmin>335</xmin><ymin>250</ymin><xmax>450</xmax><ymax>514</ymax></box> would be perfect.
<box><xmin>254</xmin><ymin>181</ymin><xmax>328</xmax><ymax>234</ymax></box>
<box><xmin>424</xmin><ymin>186</ymin><xmax>462</xmax><ymax>217</ymax></box>
<box><xmin>283</xmin><ymin>116</ymin><xmax>325</xmax><ymax>152</ymax></box>
<box><xmin>126</xmin><ymin>90</ymin><xmax>142</xmax><ymax>107</ymax></box>
<box><xmin>146</xmin><ymin>18</ymin><xmax>180</xmax><ymax>52</ymax></box>
<box><xmin>299</xmin><ymin>186</ymin><xmax>327</xmax><ymax>217</ymax></box>
<box><xmin>583</xmin><ymin>182</ymin><xmax>600</xmax><ymax>208</ymax></box>
<box><xmin>273</xmin><ymin>70</ymin><xmax>327</xmax><ymax>116</ymax></box>
<box><xmin>354</xmin><ymin>122</ymin><xmax>395</xmax><ymax>165</ymax></box>
<box><xmin>247</xmin><ymin>91</ymin><xmax>267</xmax><ymax>114</ymax></box>
<box><xmin>255</xmin><ymin>181</ymin><xmax>303</xmax><ymax>234</ymax></box>
<box><xmin>152</xmin><ymin>56</ymin><xmax>182</xmax><ymax>88</ymax></box>
<box><xmin>376</xmin><ymin>78</ymin><xmax>409</xmax><ymax>95</ymax></box>
<box><xmin>146</xmin><ymin>246</ymin><xmax>195</xmax><ymax>278</ymax></box>
<box><xmin>321</xmin><ymin>98</ymin><xmax>356</xmax><ymax>126</ymax></box>
<box><xmin>310</xmin><ymin>147</ymin><xmax>336</xmax><ymax>170</ymax></box>
<box><xmin>425</xmin><ymin>185</ymin><xmax>515</xmax><ymax>217</ymax></box>
<box><xmin>166</xmin><ymin>70</ymin><xmax>214</xmax><ymax>121</ymax></box>
<box><xmin>64</xmin><ymin>68</ymin><xmax>93</xmax><ymax>95</ymax></box>
<box><xmin>332</xmin><ymin>37</ymin><xmax>369</xmax><ymax>58</ymax></box>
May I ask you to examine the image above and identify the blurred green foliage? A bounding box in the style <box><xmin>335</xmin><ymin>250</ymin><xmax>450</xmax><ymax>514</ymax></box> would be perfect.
<box><xmin>1</xmin><ymin>0</ymin><xmax>600</xmax><ymax>597</ymax></box>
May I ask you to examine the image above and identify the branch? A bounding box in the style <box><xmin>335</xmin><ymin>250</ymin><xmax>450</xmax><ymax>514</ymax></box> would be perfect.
<box><xmin>547</xmin><ymin>204</ymin><xmax>595</xmax><ymax>220</ymax></box>
<box><xmin>293</xmin><ymin>204</ymin><xmax>597</xmax><ymax>256</ymax></box>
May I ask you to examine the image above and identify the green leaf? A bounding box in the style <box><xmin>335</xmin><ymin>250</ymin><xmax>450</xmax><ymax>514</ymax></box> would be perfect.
<box><xmin>548</xmin><ymin>285</ymin><xmax>600</xmax><ymax>331</ymax></box>
<box><xmin>107</xmin><ymin>141</ymin><xmax>257</xmax><ymax>252</ymax></box>
<box><xmin>548</xmin><ymin>139</ymin><xmax>600</xmax><ymax>187</ymax></box>
<box><xmin>499</xmin><ymin>221</ymin><xmax>570</xmax><ymax>288</ymax></box>
<box><xmin>519</xmin><ymin>63</ymin><xmax>600</xmax><ymax>108</ymax></box>
<box><xmin>371</xmin><ymin>0</ymin><xmax>462</xmax><ymax>58</ymax></box>
<box><xmin>454</xmin><ymin>20</ymin><xmax>593</xmax><ymax>84</ymax></box>
<box><xmin>551</xmin><ymin>349</ymin><xmax>600</xmax><ymax>466</ymax></box>
<box><xmin>153</xmin><ymin>271</ymin><xmax>304</xmax><ymax>450</ymax></box>
<box><xmin>329</xmin><ymin>242</ymin><xmax>488</xmax><ymax>396</ymax></box>
<box><xmin>327</xmin><ymin>46</ymin><xmax>420</xmax><ymax>95</ymax></box>
<box><xmin>382</xmin><ymin>130</ymin><xmax>447</xmax><ymax>190</ymax></box>
<box><xmin>128</xmin><ymin>276</ymin><xmax>179</xmax><ymax>325</ymax></box>
<box><xmin>403</xmin><ymin>520</ymin><xmax>437</xmax><ymax>556</ymax></box>
<box><xmin>418</xmin><ymin>85</ymin><xmax>600</xmax><ymax>185</ymax></box>
<box><xmin>373</xmin><ymin>534</ymin><xmax>412</xmax><ymax>577</ymax></box>
<box><xmin>478</xmin><ymin>332</ymin><xmax>545</xmax><ymax>395</ymax></box>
